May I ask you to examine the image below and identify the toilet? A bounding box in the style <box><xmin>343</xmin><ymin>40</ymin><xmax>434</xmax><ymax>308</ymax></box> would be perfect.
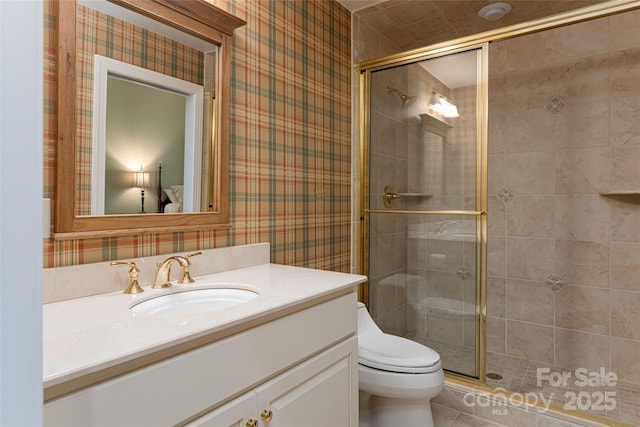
<box><xmin>357</xmin><ymin>302</ymin><xmax>444</xmax><ymax>427</ymax></box>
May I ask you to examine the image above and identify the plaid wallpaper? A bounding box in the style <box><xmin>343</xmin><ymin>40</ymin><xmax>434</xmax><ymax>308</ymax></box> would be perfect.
<box><xmin>43</xmin><ymin>0</ymin><xmax>352</xmax><ymax>273</ymax></box>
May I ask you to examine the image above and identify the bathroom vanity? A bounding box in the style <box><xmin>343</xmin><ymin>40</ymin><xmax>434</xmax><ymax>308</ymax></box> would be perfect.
<box><xmin>43</xmin><ymin>254</ymin><xmax>366</xmax><ymax>426</ymax></box>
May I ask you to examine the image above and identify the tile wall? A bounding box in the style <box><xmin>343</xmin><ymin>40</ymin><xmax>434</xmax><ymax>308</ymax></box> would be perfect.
<box><xmin>487</xmin><ymin>10</ymin><xmax>640</xmax><ymax>389</ymax></box>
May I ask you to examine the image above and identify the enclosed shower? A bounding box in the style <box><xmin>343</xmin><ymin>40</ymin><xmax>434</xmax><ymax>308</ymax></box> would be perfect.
<box><xmin>358</xmin><ymin>5</ymin><xmax>640</xmax><ymax>426</ymax></box>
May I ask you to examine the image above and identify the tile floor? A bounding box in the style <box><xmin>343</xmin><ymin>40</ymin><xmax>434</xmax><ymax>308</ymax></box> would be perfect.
<box><xmin>485</xmin><ymin>352</ymin><xmax>640</xmax><ymax>426</ymax></box>
<box><xmin>404</xmin><ymin>337</ymin><xmax>639</xmax><ymax>426</ymax></box>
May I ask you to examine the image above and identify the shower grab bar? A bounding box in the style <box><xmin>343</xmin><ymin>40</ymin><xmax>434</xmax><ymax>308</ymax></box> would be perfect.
<box><xmin>363</xmin><ymin>209</ymin><xmax>486</xmax><ymax>216</ymax></box>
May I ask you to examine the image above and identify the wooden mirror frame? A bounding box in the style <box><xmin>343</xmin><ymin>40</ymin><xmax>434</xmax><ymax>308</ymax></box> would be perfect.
<box><xmin>54</xmin><ymin>0</ymin><xmax>245</xmax><ymax>239</ymax></box>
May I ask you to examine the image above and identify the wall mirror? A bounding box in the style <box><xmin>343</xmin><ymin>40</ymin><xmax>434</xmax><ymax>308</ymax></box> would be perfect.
<box><xmin>54</xmin><ymin>0</ymin><xmax>245</xmax><ymax>238</ymax></box>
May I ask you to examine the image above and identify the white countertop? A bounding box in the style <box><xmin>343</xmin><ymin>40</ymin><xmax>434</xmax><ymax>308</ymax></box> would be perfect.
<box><xmin>44</xmin><ymin>263</ymin><xmax>366</xmax><ymax>390</ymax></box>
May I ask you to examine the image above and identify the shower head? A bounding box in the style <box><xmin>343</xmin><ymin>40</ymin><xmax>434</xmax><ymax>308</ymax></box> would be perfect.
<box><xmin>386</xmin><ymin>86</ymin><xmax>416</xmax><ymax>108</ymax></box>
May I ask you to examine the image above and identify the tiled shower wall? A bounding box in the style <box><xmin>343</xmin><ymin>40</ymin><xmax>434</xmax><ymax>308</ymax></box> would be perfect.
<box><xmin>43</xmin><ymin>1</ymin><xmax>352</xmax><ymax>275</ymax></box>
<box><xmin>487</xmin><ymin>10</ymin><xmax>640</xmax><ymax>387</ymax></box>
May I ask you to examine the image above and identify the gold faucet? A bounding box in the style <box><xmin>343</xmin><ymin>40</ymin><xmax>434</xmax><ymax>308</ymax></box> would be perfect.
<box><xmin>152</xmin><ymin>252</ymin><xmax>202</xmax><ymax>289</ymax></box>
<box><xmin>111</xmin><ymin>261</ymin><xmax>144</xmax><ymax>294</ymax></box>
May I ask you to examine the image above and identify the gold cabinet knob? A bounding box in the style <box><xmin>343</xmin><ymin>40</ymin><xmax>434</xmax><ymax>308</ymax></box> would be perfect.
<box><xmin>260</xmin><ymin>409</ymin><xmax>273</xmax><ymax>423</ymax></box>
<box><xmin>245</xmin><ymin>419</ymin><xmax>258</xmax><ymax>427</ymax></box>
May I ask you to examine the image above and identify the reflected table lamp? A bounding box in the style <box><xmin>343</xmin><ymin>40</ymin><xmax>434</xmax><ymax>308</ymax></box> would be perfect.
<box><xmin>132</xmin><ymin>167</ymin><xmax>151</xmax><ymax>214</ymax></box>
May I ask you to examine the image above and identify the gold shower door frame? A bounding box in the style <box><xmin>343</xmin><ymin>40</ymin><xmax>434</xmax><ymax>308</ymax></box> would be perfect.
<box><xmin>358</xmin><ymin>44</ymin><xmax>489</xmax><ymax>382</ymax></box>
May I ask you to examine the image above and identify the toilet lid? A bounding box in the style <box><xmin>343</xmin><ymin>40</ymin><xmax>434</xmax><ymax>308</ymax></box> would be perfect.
<box><xmin>358</xmin><ymin>331</ymin><xmax>441</xmax><ymax>374</ymax></box>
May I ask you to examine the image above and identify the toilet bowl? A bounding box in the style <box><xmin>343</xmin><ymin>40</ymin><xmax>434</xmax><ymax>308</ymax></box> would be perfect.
<box><xmin>357</xmin><ymin>302</ymin><xmax>444</xmax><ymax>427</ymax></box>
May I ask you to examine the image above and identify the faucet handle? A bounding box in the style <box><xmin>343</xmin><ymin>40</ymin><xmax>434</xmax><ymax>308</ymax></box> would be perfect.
<box><xmin>111</xmin><ymin>261</ymin><xmax>144</xmax><ymax>294</ymax></box>
<box><xmin>177</xmin><ymin>252</ymin><xmax>202</xmax><ymax>284</ymax></box>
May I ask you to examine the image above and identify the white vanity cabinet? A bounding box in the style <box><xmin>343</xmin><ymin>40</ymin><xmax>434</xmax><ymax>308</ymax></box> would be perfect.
<box><xmin>190</xmin><ymin>337</ymin><xmax>356</xmax><ymax>427</ymax></box>
<box><xmin>44</xmin><ymin>292</ymin><xmax>358</xmax><ymax>426</ymax></box>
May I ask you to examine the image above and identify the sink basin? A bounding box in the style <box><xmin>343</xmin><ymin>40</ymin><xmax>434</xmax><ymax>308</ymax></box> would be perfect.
<box><xmin>130</xmin><ymin>287</ymin><xmax>258</xmax><ymax>316</ymax></box>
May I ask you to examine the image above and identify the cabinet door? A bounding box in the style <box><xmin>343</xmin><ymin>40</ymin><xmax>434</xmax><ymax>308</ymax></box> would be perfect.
<box><xmin>186</xmin><ymin>391</ymin><xmax>256</xmax><ymax>427</ymax></box>
<box><xmin>255</xmin><ymin>337</ymin><xmax>358</xmax><ymax>427</ymax></box>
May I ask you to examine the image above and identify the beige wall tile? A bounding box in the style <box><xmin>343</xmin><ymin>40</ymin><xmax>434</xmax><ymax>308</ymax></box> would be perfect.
<box><xmin>611</xmin><ymin>290</ymin><xmax>640</xmax><ymax>340</ymax></box>
<box><xmin>612</xmin><ymin>337</ymin><xmax>640</xmax><ymax>384</ymax></box>
<box><xmin>407</xmin><ymin>238</ymin><xmax>427</xmax><ymax>271</ymax></box>
<box><xmin>610</xmin><ymin>9</ymin><xmax>640</xmax><ymax>52</ymax></box>
<box><xmin>506</xmin><ymin>195</ymin><xmax>555</xmax><ymax>238</ymax></box>
<box><xmin>427</xmin><ymin>239</ymin><xmax>464</xmax><ymax>271</ymax></box>
<box><xmin>488</xmin><ymin>154</ymin><xmax>506</xmax><ymax>196</ymax></box>
<box><xmin>488</xmin><ymin>276</ymin><xmax>505</xmax><ymax>318</ymax></box>
<box><xmin>406</xmin><ymin>273</ymin><xmax>427</xmax><ymax>306</ymax></box>
<box><xmin>555</xmin><ymin>240</ymin><xmax>610</xmax><ymax>288</ymax></box>
<box><xmin>488</xmin><ymin>236</ymin><xmax>506</xmax><ymax>278</ymax></box>
<box><xmin>555</xmin><ymin>328</ymin><xmax>611</xmax><ymax>373</ymax></box>
<box><xmin>556</xmin><ymin>147</ymin><xmax>610</xmax><ymax>194</ymax></box>
<box><xmin>396</xmin><ymin>303</ymin><xmax>407</xmax><ymax>336</ymax></box>
<box><xmin>504</xmin><ymin>32</ymin><xmax>550</xmax><ymax>70</ymax></box>
<box><xmin>407</xmin><ymin>303</ymin><xmax>427</xmax><ymax>338</ymax></box>
<box><xmin>611</xmin><ymin>242</ymin><xmax>640</xmax><ymax>291</ymax></box>
<box><xmin>488</xmin><ymin>99</ymin><xmax>508</xmax><ymax>140</ymax></box>
<box><xmin>554</xmin><ymin>195</ymin><xmax>610</xmax><ymax>241</ymax></box>
<box><xmin>507</xmin><ymin>320</ymin><xmax>554</xmax><ymax>364</ymax></box>
<box><xmin>611</xmin><ymin>146</ymin><xmax>640</xmax><ymax>190</ymax></box>
<box><xmin>426</xmin><ymin>306</ymin><xmax>464</xmax><ymax>345</ymax></box>
<box><xmin>610</xmin><ymin>48</ymin><xmax>640</xmax><ymax>146</ymax></box>
<box><xmin>505</xmin><ymin>108</ymin><xmax>556</xmax><ymax>153</ymax></box>
<box><xmin>489</xmin><ymin>38</ymin><xmax>509</xmax><ymax>75</ymax></box>
<box><xmin>506</xmin><ymin>237</ymin><xmax>556</xmax><ymax>282</ymax></box>
<box><xmin>426</xmin><ymin>270</ymin><xmax>464</xmax><ymax>307</ymax></box>
<box><xmin>555</xmin><ymin>285</ymin><xmax>610</xmax><ymax>335</ymax></box>
<box><xmin>488</xmin><ymin>196</ymin><xmax>506</xmax><ymax>237</ymax></box>
<box><xmin>611</xmin><ymin>197</ymin><xmax>640</xmax><ymax>242</ymax></box>
<box><xmin>507</xmin><ymin>279</ymin><xmax>554</xmax><ymax>326</ymax></box>
<box><xmin>370</xmin><ymin>276</ymin><xmax>398</xmax><ymax>317</ymax></box>
<box><xmin>464</xmin><ymin>313</ymin><xmax>476</xmax><ymax>348</ymax></box>
<box><xmin>377</xmin><ymin>309</ymin><xmax>398</xmax><ymax>334</ymax></box>
<box><xmin>487</xmin><ymin>316</ymin><xmax>506</xmax><ymax>355</ymax></box>
<box><xmin>553</xmin><ymin>55</ymin><xmax>610</xmax><ymax>151</ymax></box>
<box><xmin>507</xmin><ymin>151</ymin><xmax>556</xmax><ymax>194</ymax></box>
<box><xmin>548</xmin><ymin>17</ymin><xmax>610</xmax><ymax>62</ymax></box>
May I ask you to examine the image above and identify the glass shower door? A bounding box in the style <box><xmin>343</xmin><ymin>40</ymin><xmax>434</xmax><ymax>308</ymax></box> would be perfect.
<box><xmin>361</xmin><ymin>47</ymin><xmax>487</xmax><ymax>379</ymax></box>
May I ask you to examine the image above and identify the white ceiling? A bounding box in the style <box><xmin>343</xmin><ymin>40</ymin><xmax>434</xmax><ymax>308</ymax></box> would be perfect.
<box><xmin>420</xmin><ymin>51</ymin><xmax>478</xmax><ymax>89</ymax></box>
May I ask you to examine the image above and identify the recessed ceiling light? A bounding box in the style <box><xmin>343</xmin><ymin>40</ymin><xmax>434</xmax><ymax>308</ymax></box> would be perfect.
<box><xmin>478</xmin><ymin>2</ymin><xmax>512</xmax><ymax>21</ymax></box>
